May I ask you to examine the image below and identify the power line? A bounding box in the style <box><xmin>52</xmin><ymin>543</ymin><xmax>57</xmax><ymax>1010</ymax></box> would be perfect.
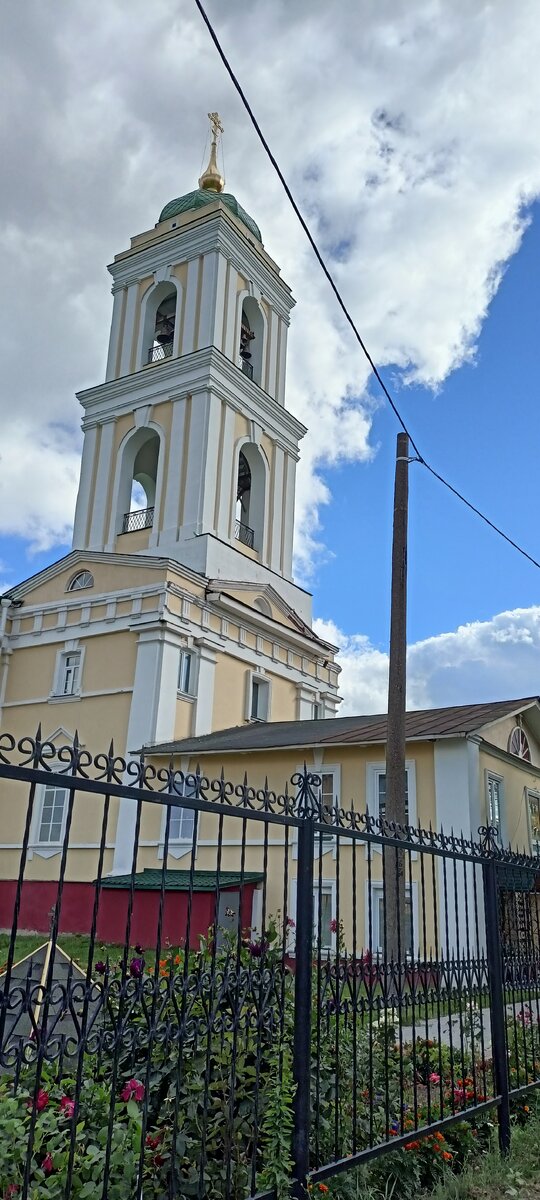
<box><xmin>194</xmin><ymin>0</ymin><xmax>540</xmax><ymax>574</ymax></box>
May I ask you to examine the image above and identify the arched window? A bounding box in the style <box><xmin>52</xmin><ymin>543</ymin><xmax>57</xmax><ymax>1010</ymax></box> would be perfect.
<box><xmin>253</xmin><ymin>596</ymin><xmax>272</xmax><ymax>618</ymax></box>
<box><xmin>239</xmin><ymin>297</ymin><xmax>264</xmax><ymax>385</ymax></box>
<box><xmin>235</xmin><ymin>443</ymin><xmax>266</xmax><ymax>552</ymax></box>
<box><xmin>118</xmin><ymin>428</ymin><xmax>161</xmax><ymax>534</ymax></box>
<box><xmin>67</xmin><ymin>570</ymin><xmax>94</xmax><ymax>592</ymax></box>
<box><xmin>142</xmin><ymin>281</ymin><xmax>178</xmax><ymax>366</ymax></box>
<box><xmin>508</xmin><ymin>726</ymin><xmax>531</xmax><ymax>761</ymax></box>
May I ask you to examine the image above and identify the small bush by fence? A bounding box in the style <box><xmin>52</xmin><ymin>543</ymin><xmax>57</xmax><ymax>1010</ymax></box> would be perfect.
<box><xmin>1</xmin><ymin>731</ymin><xmax>540</xmax><ymax>1198</ymax></box>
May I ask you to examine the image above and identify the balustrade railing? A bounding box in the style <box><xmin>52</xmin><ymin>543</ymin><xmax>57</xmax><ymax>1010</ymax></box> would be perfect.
<box><xmin>122</xmin><ymin>506</ymin><xmax>154</xmax><ymax>533</ymax></box>
<box><xmin>147</xmin><ymin>342</ymin><xmax>173</xmax><ymax>363</ymax></box>
<box><xmin>235</xmin><ymin>518</ymin><xmax>255</xmax><ymax>548</ymax></box>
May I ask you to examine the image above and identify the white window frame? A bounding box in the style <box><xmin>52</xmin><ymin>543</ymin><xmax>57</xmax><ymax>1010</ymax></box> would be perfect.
<box><xmin>30</xmin><ymin>772</ymin><xmax>70</xmax><ymax>859</ymax></box>
<box><xmin>177</xmin><ymin>648</ymin><xmax>196</xmax><ymax>698</ymax></box>
<box><xmin>158</xmin><ymin>778</ymin><xmax>197</xmax><ymax>861</ymax></box>
<box><xmin>485</xmin><ymin>770</ymin><xmax>504</xmax><ymax>843</ymax></box>
<box><xmin>293</xmin><ymin>764</ymin><xmax>341</xmax><ymax>859</ymax></box>
<box><xmin>51</xmin><ymin>644</ymin><xmax>85</xmax><ymax>700</ymax></box>
<box><xmin>367</xmin><ymin>881</ymin><xmax>418</xmax><ymax>958</ymax></box>
<box><xmin>289</xmin><ymin>879</ymin><xmax>337</xmax><ymax>955</ymax></box>
<box><xmin>245</xmin><ymin>671</ymin><xmax>271</xmax><ymax>722</ymax></box>
<box><xmin>365</xmin><ymin>760</ymin><xmax>417</xmax><ymax>853</ymax></box>
<box><xmin>527</xmin><ymin>789</ymin><xmax>540</xmax><ymax>857</ymax></box>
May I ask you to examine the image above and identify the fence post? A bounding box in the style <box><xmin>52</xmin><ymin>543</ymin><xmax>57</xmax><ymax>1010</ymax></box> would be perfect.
<box><xmin>482</xmin><ymin>847</ymin><xmax>510</xmax><ymax>1154</ymax></box>
<box><xmin>292</xmin><ymin>780</ymin><xmax>315</xmax><ymax>1198</ymax></box>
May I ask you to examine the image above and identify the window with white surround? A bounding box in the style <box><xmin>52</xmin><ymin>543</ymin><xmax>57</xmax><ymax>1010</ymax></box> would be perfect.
<box><xmin>369</xmin><ymin>883</ymin><xmax>416</xmax><ymax>956</ymax></box>
<box><xmin>319</xmin><ymin>768</ymin><xmax>340</xmax><ymax>841</ymax></box>
<box><xmin>178</xmin><ymin>649</ymin><xmax>194</xmax><ymax>696</ymax></box>
<box><xmin>527</xmin><ymin>791</ymin><xmax>540</xmax><ymax>856</ymax></box>
<box><xmin>366</xmin><ymin>761</ymin><xmax>417</xmax><ymax>833</ymax></box>
<box><xmin>51</xmin><ymin>648</ymin><xmax>84</xmax><ymax>699</ymax></box>
<box><xmin>67</xmin><ymin>570</ymin><xmax>94</xmax><ymax>592</ymax></box>
<box><xmin>289</xmin><ymin>880</ymin><xmax>336</xmax><ymax>954</ymax></box>
<box><xmin>486</xmin><ymin>771</ymin><xmax>504</xmax><ymax>841</ymax></box>
<box><xmin>160</xmin><ymin>779</ymin><xmax>197</xmax><ymax>859</ymax></box>
<box><xmin>62</xmin><ymin>653</ymin><xmax>81</xmax><ymax>696</ymax></box>
<box><xmin>169</xmin><ymin>804</ymin><xmax>195</xmax><ymax>843</ymax></box>
<box><xmin>37</xmin><ymin>782</ymin><xmax>69</xmax><ymax>846</ymax></box>
<box><xmin>247</xmin><ymin>673</ymin><xmax>270</xmax><ymax>722</ymax></box>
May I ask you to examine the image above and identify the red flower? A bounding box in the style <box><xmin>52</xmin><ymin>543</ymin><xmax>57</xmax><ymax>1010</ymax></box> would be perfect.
<box><xmin>42</xmin><ymin>1154</ymin><xmax>54</xmax><ymax>1175</ymax></box>
<box><xmin>121</xmin><ymin>1078</ymin><xmax>145</xmax><ymax>1103</ymax></box>
<box><xmin>4</xmin><ymin>1186</ymin><xmax>19</xmax><ymax>1198</ymax></box>
<box><xmin>330</xmin><ymin>918</ymin><xmax>338</xmax><ymax>934</ymax></box>
<box><xmin>405</xmin><ymin>1140</ymin><xmax>420</xmax><ymax>1151</ymax></box>
<box><xmin>28</xmin><ymin>1089</ymin><xmax>49</xmax><ymax>1112</ymax></box>
<box><xmin>153</xmin><ymin>1154</ymin><xmax>165</xmax><ymax>1168</ymax></box>
<box><xmin>146</xmin><ymin>1133</ymin><xmax>162</xmax><ymax>1150</ymax></box>
<box><xmin>60</xmin><ymin>1096</ymin><xmax>75</xmax><ymax>1118</ymax></box>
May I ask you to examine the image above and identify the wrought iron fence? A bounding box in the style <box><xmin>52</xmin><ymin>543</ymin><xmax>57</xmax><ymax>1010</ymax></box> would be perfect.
<box><xmin>0</xmin><ymin>731</ymin><xmax>540</xmax><ymax>1198</ymax></box>
<box><xmin>121</xmin><ymin>506</ymin><xmax>155</xmax><ymax>533</ymax></box>
<box><xmin>234</xmin><ymin>519</ymin><xmax>255</xmax><ymax>549</ymax></box>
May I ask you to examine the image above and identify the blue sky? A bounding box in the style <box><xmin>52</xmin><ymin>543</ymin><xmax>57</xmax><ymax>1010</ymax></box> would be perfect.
<box><xmin>313</xmin><ymin>201</ymin><xmax>540</xmax><ymax>648</ymax></box>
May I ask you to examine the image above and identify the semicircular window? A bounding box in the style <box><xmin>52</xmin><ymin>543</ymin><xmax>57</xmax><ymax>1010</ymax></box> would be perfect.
<box><xmin>67</xmin><ymin>570</ymin><xmax>94</xmax><ymax>592</ymax></box>
<box><xmin>508</xmin><ymin>726</ymin><xmax>531</xmax><ymax>762</ymax></box>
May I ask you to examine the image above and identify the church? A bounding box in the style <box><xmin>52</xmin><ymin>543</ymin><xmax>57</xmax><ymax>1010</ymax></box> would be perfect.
<box><xmin>0</xmin><ymin>115</ymin><xmax>340</xmax><ymax>882</ymax></box>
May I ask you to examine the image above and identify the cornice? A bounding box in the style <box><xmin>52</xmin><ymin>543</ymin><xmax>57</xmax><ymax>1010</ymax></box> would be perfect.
<box><xmin>108</xmin><ymin>207</ymin><xmax>295</xmax><ymax>321</ymax></box>
<box><xmin>77</xmin><ymin>346</ymin><xmax>306</xmax><ymax>452</ymax></box>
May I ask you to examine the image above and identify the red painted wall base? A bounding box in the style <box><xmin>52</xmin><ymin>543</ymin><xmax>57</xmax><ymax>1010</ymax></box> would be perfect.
<box><xmin>0</xmin><ymin>880</ymin><xmax>257</xmax><ymax>951</ymax></box>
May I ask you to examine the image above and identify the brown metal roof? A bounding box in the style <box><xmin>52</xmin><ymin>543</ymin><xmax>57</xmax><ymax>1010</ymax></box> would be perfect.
<box><xmin>146</xmin><ymin>696</ymin><xmax>540</xmax><ymax>757</ymax></box>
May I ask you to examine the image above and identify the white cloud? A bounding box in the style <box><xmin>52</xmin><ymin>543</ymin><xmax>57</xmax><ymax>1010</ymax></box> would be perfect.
<box><xmin>1</xmin><ymin>1</ymin><xmax>540</xmax><ymax>568</ymax></box>
<box><xmin>314</xmin><ymin>606</ymin><xmax>540</xmax><ymax>715</ymax></box>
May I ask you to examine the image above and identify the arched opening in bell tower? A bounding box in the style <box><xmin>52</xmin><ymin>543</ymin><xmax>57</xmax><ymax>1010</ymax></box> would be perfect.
<box><xmin>239</xmin><ymin>298</ymin><xmax>264</xmax><ymax>385</ymax></box>
<box><xmin>142</xmin><ymin>281</ymin><xmax>178</xmax><ymax>366</ymax></box>
<box><xmin>235</xmin><ymin>444</ymin><xmax>266</xmax><ymax>552</ymax></box>
<box><xmin>117</xmin><ymin>428</ymin><xmax>161</xmax><ymax>534</ymax></box>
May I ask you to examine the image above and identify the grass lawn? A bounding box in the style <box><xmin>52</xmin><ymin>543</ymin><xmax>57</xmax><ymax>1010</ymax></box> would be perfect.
<box><xmin>427</xmin><ymin>1103</ymin><xmax>540</xmax><ymax>1200</ymax></box>
<box><xmin>0</xmin><ymin>932</ymin><xmax>121</xmax><ymax>970</ymax></box>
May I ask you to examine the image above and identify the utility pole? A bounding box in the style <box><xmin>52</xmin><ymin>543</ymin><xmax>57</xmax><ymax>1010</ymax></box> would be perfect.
<box><xmin>384</xmin><ymin>432</ymin><xmax>409</xmax><ymax>963</ymax></box>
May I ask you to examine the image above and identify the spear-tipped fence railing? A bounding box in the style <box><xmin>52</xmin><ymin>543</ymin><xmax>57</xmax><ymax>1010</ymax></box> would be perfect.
<box><xmin>1</xmin><ymin>730</ymin><xmax>540</xmax><ymax>1198</ymax></box>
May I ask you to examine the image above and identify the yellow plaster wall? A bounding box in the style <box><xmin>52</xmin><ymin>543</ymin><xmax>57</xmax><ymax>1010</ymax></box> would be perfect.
<box><xmin>482</xmin><ymin>715</ymin><xmax>540</xmax><ymax>765</ymax></box>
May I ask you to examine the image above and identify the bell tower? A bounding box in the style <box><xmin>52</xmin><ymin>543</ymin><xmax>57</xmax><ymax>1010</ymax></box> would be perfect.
<box><xmin>72</xmin><ymin>115</ymin><xmax>309</xmax><ymax>617</ymax></box>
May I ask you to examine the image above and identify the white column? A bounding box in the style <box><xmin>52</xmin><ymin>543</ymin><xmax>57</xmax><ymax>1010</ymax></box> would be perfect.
<box><xmin>266</xmin><ymin>309</ymin><xmax>279</xmax><ymax>401</ymax></box>
<box><xmin>72</xmin><ymin>425</ymin><xmax>98</xmax><ymax>549</ymax></box>
<box><xmin>434</xmin><ymin>740</ymin><xmax>480</xmax><ymax>954</ymax></box>
<box><xmin>181</xmin><ymin>258</ymin><xmax>200</xmax><ymax>355</ymax></box>
<box><xmin>119</xmin><ymin>282</ymin><xmax>139</xmax><ymax>377</ymax></box>
<box><xmin>193</xmin><ymin>640</ymin><xmax>217</xmax><ymax>736</ymax></box>
<box><xmin>160</xmin><ymin>397</ymin><xmax>187</xmax><ymax>543</ymax></box>
<box><xmin>270</xmin><ymin>446</ymin><xmax>285</xmax><ymax>572</ymax></box>
<box><xmin>181</xmin><ymin>391</ymin><xmax>209</xmax><ymax>535</ymax></box>
<box><xmin>223</xmin><ymin>264</ymin><xmax>238</xmax><ymax>361</ymax></box>
<box><xmin>281</xmin><ymin>455</ymin><xmax>296</xmax><ymax>579</ymax></box>
<box><xmin>105</xmin><ymin>288</ymin><xmax>124</xmax><ymax>381</ymax></box>
<box><xmin>199</xmin><ymin>393</ymin><xmax>221</xmax><ymax>533</ymax></box>
<box><xmin>277</xmin><ymin>319</ymin><xmax>288</xmax><ymax>405</ymax></box>
<box><xmin>112</xmin><ymin>625</ymin><xmax>182</xmax><ymax>874</ymax></box>
<box><xmin>216</xmin><ymin>404</ymin><xmax>236</xmax><ymax>540</ymax></box>
<box><xmin>197</xmin><ymin>252</ymin><xmax>219</xmax><ymax>350</ymax></box>
<box><xmin>212</xmin><ymin>253</ymin><xmax>228</xmax><ymax>351</ymax></box>
<box><xmin>88</xmin><ymin>419</ymin><xmax>116</xmax><ymax>550</ymax></box>
<box><xmin>296</xmin><ymin>685</ymin><xmax>317</xmax><ymax>720</ymax></box>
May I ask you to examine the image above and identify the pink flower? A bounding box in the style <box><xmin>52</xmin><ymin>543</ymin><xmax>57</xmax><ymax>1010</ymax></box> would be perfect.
<box><xmin>287</xmin><ymin>917</ymin><xmax>296</xmax><ymax>929</ymax></box>
<box><xmin>4</xmin><ymin>1186</ymin><xmax>19</xmax><ymax>1198</ymax></box>
<box><xmin>429</xmin><ymin>1073</ymin><xmax>441</xmax><ymax>1084</ymax></box>
<box><xmin>60</xmin><ymin>1096</ymin><xmax>75</xmax><ymax>1118</ymax></box>
<box><xmin>121</xmin><ymin>1078</ymin><xmax>145</xmax><ymax>1103</ymax></box>
<box><xmin>28</xmin><ymin>1088</ymin><xmax>49</xmax><ymax>1112</ymax></box>
<box><xmin>330</xmin><ymin>918</ymin><xmax>338</xmax><ymax>934</ymax></box>
<box><xmin>42</xmin><ymin>1154</ymin><xmax>54</xmax><ymax>1175</ymax></box>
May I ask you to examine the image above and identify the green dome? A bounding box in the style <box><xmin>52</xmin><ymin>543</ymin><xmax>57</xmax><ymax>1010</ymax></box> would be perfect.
<box><xmin>159</xmin><ymin>189</ymin><xmax>262</xmax><ymax>242</ymax></box>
